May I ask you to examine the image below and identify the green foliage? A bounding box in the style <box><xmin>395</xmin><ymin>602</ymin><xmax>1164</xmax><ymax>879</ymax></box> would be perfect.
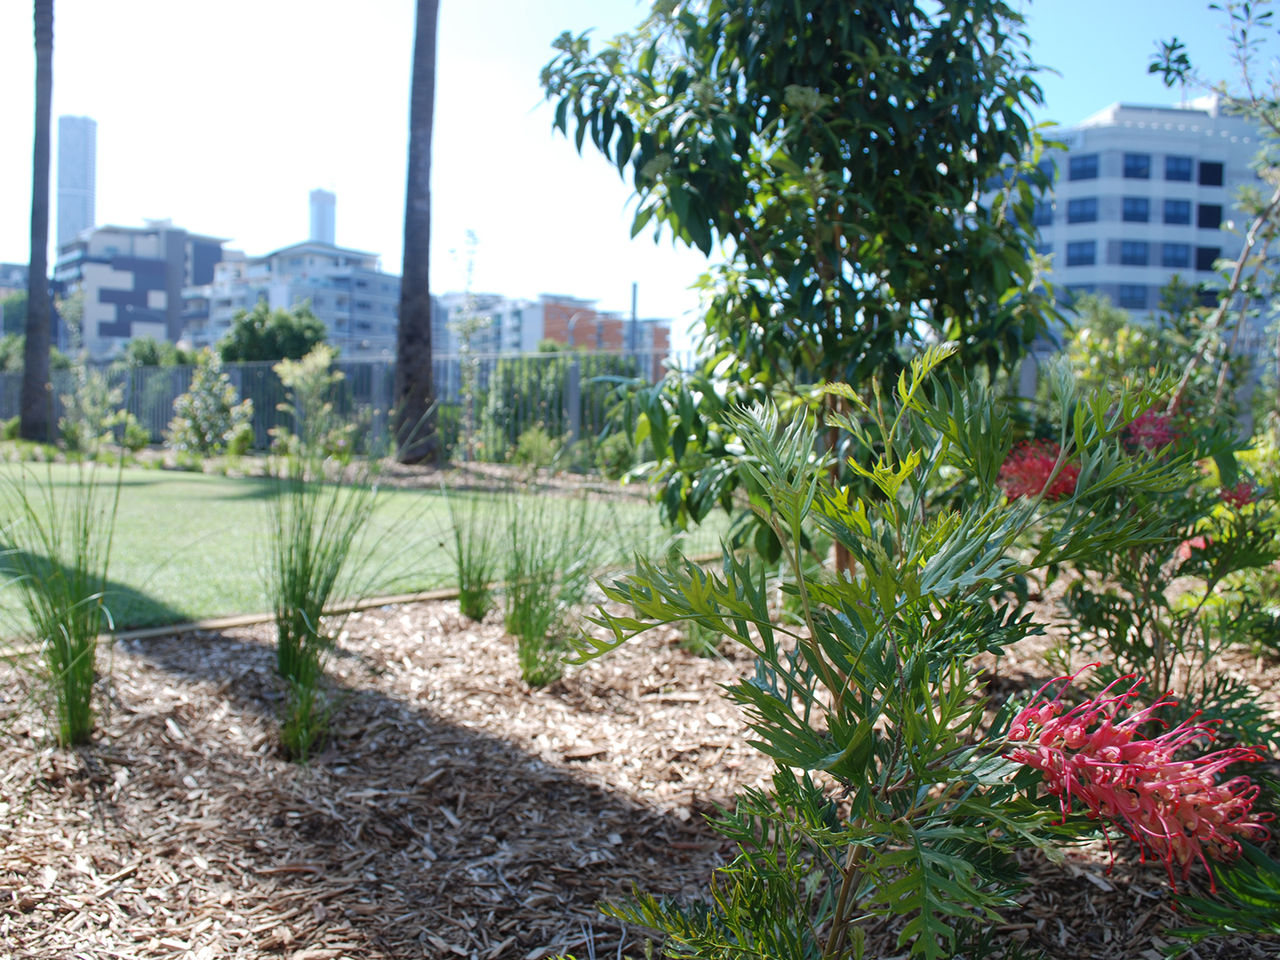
<box><xmin>1</xmin><ymin>416</ymin><xmax>19</xmax><ymax>441</ymax></box>
<box><xmin>120</xmin><ymin>335</ymin><xmax>192</xmax><ymax>368</ymax></box>
<box><xmin>267</xmin><ymin>362</ymin><xmax>379</xmax><ymax>760</ymax></box>
<box><xmin>0</xmin><ymin>332</ymin><xmax>70</xmax><ymax>373</ymax></box>
<box><xmin>512</xmin><ymin>424</ymin><xmax>562</xmax><ymax>471</ymax></box>
<box><xmin>544</xmin><ymin>0</ymin><xmax>1056</xmax><ymax>533</ymax></box>
<box><xmin>575</xmin><ymin>347</ymin><xmax>1192</xmax><ymax>958</ymax></box>
<box><xmin>270</xmin><ymin>344</ymin><xmax>357</xmax><ymax>460</ymax></box>
<box><xmin>166</xmin><ymin>349</ymin><xmax>254</xmax><ymax>456</ymax></box>
<box><xmin>443</xmin><ymin>490</ymin><xmax>499</xmax><ymax>621</ymax></box>
<box><xmin>2</xmin><ymin>292</ymin><xmax>27</xmax><ymax>336</ymax></box>
<box><xmin>594</xmin><ymin>431</ymin><xmax>635</xmax><ymax>480</ymax></box>
<box><xmin>479</xmin><ymin>353</ymin><xmax>640</xmax><ymax>462</ymax></box>
<box><xmin>1173</xmin><ymin>839</ymin><xmax>1280</xmax><ymax>943</ymax></box>
<box><xmin>59</xmin><ymin>360</ymin><xmax>126</xmax><ymax>457</ymax></box>
<box><xmin>0</xmin><ymin>461</ymin><xmax>123</xmax><ymax>746</ymax></box>
<box><xmin>503</xmin><ymin>492</ymin><xmax>610</xmax><ymax>687</ymax></box>
<box><xmin>218</xmin><ymin>300</ymin><xmax>328</xmax><ymax>363</ymax></box>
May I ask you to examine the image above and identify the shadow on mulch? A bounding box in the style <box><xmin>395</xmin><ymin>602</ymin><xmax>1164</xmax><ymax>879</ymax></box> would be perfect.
<box><xmin>73</xmin><ymin>624</ymin><xmax>728</xmax><ymax>960</ymax></box>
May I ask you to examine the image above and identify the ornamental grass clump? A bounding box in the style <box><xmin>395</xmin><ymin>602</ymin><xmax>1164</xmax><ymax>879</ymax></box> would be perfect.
<box><xmin>503</xmin><ymin>490</ymin><xmax>607</xmax><ymax>687</ymax></box>
<box><xmin>443</xmin><ymin>487</ymin><xmax>500</xmax><ymax>621</ymax></box>
<box><xmin>1</xmin><ymin>461</ymin><xmax>122</xmax><ymax>746</ymax></box>
<box><xmin>266</xmin><ymin>349</ymin><xmax>378</xmax><ymax>761</ymax></box>
<box><xmin>571</xmin><ymin>347</ymin><xmax>1209</xmax><ymax>958</ymax></box>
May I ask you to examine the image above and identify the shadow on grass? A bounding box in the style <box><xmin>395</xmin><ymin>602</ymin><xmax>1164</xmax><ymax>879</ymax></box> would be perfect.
<box><xmin>0</xmin><ymin>549</ymin><xmax>189</xmax><ymax>633</ymax></box>
<box><xmin>93</xmin><ymin>624</ymin><xmax>724</xmax><ymax>959</ymax></box>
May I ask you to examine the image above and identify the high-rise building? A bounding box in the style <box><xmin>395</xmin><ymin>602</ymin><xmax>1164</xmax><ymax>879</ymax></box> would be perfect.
<box><xmin>57</xmin><ymin>116</ymin><xmax>97</xmax><ymax>247</ymax></box>
<box><xmin>54</xmin><ymin>219</ymin><xmax>225</xmax><ymax>357</ymax></box>
<box><xmin>309</xmin><ymin>189</ymin><xmax>336</xmax><ymax>245</ymax></box>
<box><xmin>1037</xmin><ymin>96</ymin><xmax>1264</xmax><ymax>337</ymax></box>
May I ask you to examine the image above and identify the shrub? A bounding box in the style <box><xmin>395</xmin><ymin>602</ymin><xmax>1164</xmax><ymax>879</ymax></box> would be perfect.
<box><xmin>1</xmin><ymin>416</ymin><xmax>20</xmax><ymax>441</ymax></box>
<box><xmin>571</xmin><ymin>347</ymin><xmax>1238</xmax><ymax>958</ymax></box>
<box><xmin>594</xmin><ymin>431</ymin><xmax>634</xmax><ymax>480</ymax></box>
<box><xmin>512</xmin><ymin>423</ymin><xmax>561</xmax><ymax>471</ymax></box>
<box><xmin>120</xmin><ymin>414</ymin><xmax>151</xmax><ymax>453</ymax></box>
<box><xmin>166</xmin><ymin>349</ymin><xmax>254</xmax><ymax>456</ymax></box>
<box><xmin>1</xmin><ymin>461</ymin><xmax>123</xmax><ymax>746</ymax></box>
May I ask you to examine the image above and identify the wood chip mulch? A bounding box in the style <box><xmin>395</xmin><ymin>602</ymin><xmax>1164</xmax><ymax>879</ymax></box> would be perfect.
<box><xmin>2</xmin><ymin>596</ymin><xmax>1279</xmax><ymax>960</ymax></box>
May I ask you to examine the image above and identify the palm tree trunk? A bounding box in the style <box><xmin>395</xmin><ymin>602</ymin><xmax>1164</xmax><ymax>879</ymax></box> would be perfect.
<box><xmin>20</xmin><ymin>0</ymin><xmax>54</xmax><ymax>442</ymax></box>
<box><xmin>394</xmin><ymin>0</ymin><xmax>440</xmax><ymax>464</ymax></box>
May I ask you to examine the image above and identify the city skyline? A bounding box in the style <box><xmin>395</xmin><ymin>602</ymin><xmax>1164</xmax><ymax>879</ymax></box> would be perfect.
<box><xmin>1</xmin><ymin>2</ymin><xmax>1275</xmax><ymax>351</ymax></box>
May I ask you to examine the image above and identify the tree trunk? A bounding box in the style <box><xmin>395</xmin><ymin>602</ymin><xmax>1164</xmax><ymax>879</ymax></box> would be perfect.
<box><xmin>393</xmin><ymin>0</ymin><xmax>440</xmax><ymax>464</ymax></box>
<box><xmin>20</xmin><ymin>0</ymin><xmax>54</xmax><ymax>442</ymax></box>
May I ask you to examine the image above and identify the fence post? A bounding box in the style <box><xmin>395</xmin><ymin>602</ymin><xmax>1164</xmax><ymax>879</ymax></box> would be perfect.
<box><xmin>566</xmin><ymin>357</ymin><xmax>582</xmax><ymax>448</ymax></box>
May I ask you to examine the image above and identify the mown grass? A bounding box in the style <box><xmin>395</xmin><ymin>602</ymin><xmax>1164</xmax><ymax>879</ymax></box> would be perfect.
<box><xmin>0</xmin><ymin>464</ymin><xmax>722</xmax><ymax>631</ymax></box>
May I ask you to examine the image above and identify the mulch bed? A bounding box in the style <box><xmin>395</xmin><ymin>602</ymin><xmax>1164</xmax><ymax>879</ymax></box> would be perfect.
<box><xmin>2</xmin><ymin>594</ymin><xmax>1279</xmax><ymax>959</ymax></box>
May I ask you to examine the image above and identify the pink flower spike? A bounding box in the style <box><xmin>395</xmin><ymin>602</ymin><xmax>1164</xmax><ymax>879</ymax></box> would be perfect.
<box><xmin>1006</xmin><ymin>670</ymin><xmax>1271</xmax><ymax>889</ymax></box>
<box><xmin>1221</xmin><ymin>481</ymin><xmax>1256</xmax><ymax>509</ymax></box>
<box><xmin>998</xmin><ymin>441</ymin><xmax>1080</xmax><ymax>501</ymax></box>
<box><xmin>1126</xmin><ymin>409</ymin><xmax>1177</xmax><ymax>452</ymax></box>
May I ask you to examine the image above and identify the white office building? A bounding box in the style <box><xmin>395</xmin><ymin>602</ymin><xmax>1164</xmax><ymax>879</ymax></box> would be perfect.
<box><xmin>1038</xmin><ymin>96</ymin><xmax>1265</xmax><ymax>337</ymax></box>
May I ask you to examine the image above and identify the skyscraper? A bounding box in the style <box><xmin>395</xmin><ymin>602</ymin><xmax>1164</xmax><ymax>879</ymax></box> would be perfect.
<box><xmin>57</xmin><ymin>115</ymin><xmax>97</xmax><ymax>247</ymax></box>
<box><xmin>309</xmin><ymin>188</ymin><xmax>336</xmax><ymax>245</ymax></box>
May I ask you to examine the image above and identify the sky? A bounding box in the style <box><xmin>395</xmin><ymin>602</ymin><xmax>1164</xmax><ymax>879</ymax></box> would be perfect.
<box><xmin>0</xmin><ymin>1</ymin><xmax>1275</xmax><ymax>351</ymax></box>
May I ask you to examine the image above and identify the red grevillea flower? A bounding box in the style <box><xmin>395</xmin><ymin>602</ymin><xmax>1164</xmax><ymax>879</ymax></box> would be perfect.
<box><xmin>1221</xmin><ymin>481</ymin><xmax>1256</xmax><ymax>509</ymax></box>
<box><xmin>1007</xmin><ymin>669</ymin><xmax>1270</xmax><ymax>887</ymax></box>
<box><xmin>1126</xmin><ymin>409</ymin><xmax>1177</xmax><ymax>452</ymax></box>
<box><xmin>998</xmin><ymin>441</ymin><xmax>1080</xmax><ymax>501</ymax></box>
<box><xmin>1176</xmin><ymin>534</ymin><xmax>1212</xmax><ymax>563</ymax></box>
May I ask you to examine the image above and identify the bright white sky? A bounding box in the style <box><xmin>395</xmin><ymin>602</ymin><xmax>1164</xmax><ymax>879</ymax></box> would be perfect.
<box><xmin>0</xmin><ymin>1</ymin><xmax>1272</xmax><ymax>351</ymax></box>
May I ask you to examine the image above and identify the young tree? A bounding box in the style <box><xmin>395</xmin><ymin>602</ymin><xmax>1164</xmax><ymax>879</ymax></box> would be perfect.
<box><xmin>543</xmin><ymin>0</ymin><xmax>1055</xmax><ymax>534</ymax></box>
<box><xmin>394</xmin><ymin>0</ymin><xmax>440</xmax><ymax>464</ymax></box>
<box><xmin>218</xmin><ymin>301</ymin><xmax>328</xmax><ymax>363</ymax></box>
<box><xmin>20</xmin><ymin>0</ymin><xmax>54</xmax><ymax>442</ymax></box>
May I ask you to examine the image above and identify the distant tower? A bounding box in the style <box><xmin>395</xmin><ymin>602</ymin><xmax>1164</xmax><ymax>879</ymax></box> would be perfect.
<box><xmin>309</xmin><ymin>188</ymin><xmax>336</xmax><ymax>245</ymax></box>
<box><xmin>57</xmin><ymin>115</ymin><xmax>97</xmax><ymax>248</ymax></box>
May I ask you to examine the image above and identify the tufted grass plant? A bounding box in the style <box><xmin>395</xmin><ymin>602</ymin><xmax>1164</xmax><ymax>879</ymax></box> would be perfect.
<box><xmin>443</xmin><ymin>487</ymin><xmax>500</xmax><ymax>621</ymax></box>
<box><xmin>1</xmin><ymin>460</ymin><xmax>122</xmax><ymax>746</ymax></box>
<box><xmin>503</xmin><ymin>489</ymin><xmax>608</xmax><ymax>686</ymax></box>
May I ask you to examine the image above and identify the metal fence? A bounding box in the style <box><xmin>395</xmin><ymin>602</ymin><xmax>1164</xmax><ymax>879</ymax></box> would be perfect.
<box><xmin>0</xmin><ymin>349</ymin><xmax>688</xmax><ymax>464</ymax></box>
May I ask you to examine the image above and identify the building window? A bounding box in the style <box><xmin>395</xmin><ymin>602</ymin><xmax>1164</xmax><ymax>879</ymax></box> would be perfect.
<box><xmin>1118</xmin><ymin>284</ymin><xmax>1148</xmax><ymax>309</ymax></box>
<box><xmin>1067</xmin><ymin>198</ymin><xmax>1098</xmax><ymax>223</ymax></box>
<box><xmin>1068</xmin><ymin>154</ymin><xmax>1099</xmax><ymax>180</ymax></box>
<box><xmin>1032</xmin><ymin>201</ymin><xmax>1053</xmax><ymax>226</ymax></box>
<box><xmin>1164</xmin><ymin>199</ymin><xmax>1192</xmax><ymax>225</ymax></box>
<box><xmin>1120</xmin><ymin>240</ymin><xmax>1150</xmax><ymax>266</ymax></box>
<box><xmin>1165</xmin><ymin>155</ymin><xmax>1194</xmax><ymax>181</ymax></box>
<box><xmin>1196</xmin><ymin>246</ymin><xmax>1221</xmax><ymax>271</ymax></box>
<box><xmin>1197</xmin><ymin>204</ymin><xmax>1223</xmax><ymax>229</ymax></box>
<box><xmin>1199</xmin><ymin>161</ymin><xmax>1224</xmax><ymax>186</ymax></box>
<box><xmin>1066</xmin><ymin>240</ymin><xmax>1096</xmax><ymax>266</ymax></box>
<box><xmin>1161</xmin><ymin>243</ymin><xmax>1191</xmax><ymax>268</ymax></box>
<box><xmin>1123</xmin><ymin>153</ymin><xmax>1152</xmax><ymax>179</ymax></box>
<box><xmin>1122</xmin><ymin>197</ymin><xmax>1150</xmax><ymax>222</ymax></box>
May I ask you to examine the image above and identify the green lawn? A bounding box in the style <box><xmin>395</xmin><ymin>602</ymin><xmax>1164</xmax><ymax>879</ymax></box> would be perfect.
<box><xmin>0</xmin><ymin>464</ymin><xmax>721</xmax><ymax>632</ymax></box>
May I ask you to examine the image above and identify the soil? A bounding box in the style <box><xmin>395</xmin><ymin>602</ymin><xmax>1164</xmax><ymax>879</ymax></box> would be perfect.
<box><xmin>2</xmin><ymin>590</ymin><xmax>1279</xmax><ymax>960</ymax></box>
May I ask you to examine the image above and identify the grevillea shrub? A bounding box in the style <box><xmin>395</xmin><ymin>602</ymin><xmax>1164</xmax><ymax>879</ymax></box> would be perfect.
<box><xmin>1032</xmin><ymin>384</ymin><xmax>1280</xmax><ymax>747</ymax></box>
<box><xmin>570</xmin><ymin>348</ymin><xmax>1239</xmax><ymax>958</ymax></box>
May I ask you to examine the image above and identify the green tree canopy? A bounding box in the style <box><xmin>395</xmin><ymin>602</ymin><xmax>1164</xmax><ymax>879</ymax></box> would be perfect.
<box><xmin>1</xmin><ymin>292</ymin><xmax>27</xmax><ymax>336</ymax></box>
<box><xmin>218</xmin><ymin>301</ymin><xmax>328</xmax><ymax>363</ymax></box>
<box><xmin>542</xmin><ymin>0</ymin><xmax>1056</xmax><ymax>535</ymax></box>
<box><xmin>0</xmin><ymin>333</ymin><xmax>70</xmax><ymax>373</ymax></box>
<box><xmin>121</xmin><ymin>335</ymin><xmax>192</xmax><ymax>368</ymax></box>
<box><xmin>543</xmin><ymin>0</ymin><xmax>1055</xmax><ymax>390</ymax></box>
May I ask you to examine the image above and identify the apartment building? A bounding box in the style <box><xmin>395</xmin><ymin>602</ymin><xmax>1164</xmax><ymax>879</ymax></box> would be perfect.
<box><xmin>187</xmin><ymin>240</ymin><xmax>399</xmax><ymax>358</ymax></box>
<box><xmin>54</xmin><ymin>220</ymin><xmax>225</xmax><ymax>357</ymax></box>
<box><xmin>1038</xmin><ymin>96</ymin><xmax>1264</xmax><ymax>334</ymax></box>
